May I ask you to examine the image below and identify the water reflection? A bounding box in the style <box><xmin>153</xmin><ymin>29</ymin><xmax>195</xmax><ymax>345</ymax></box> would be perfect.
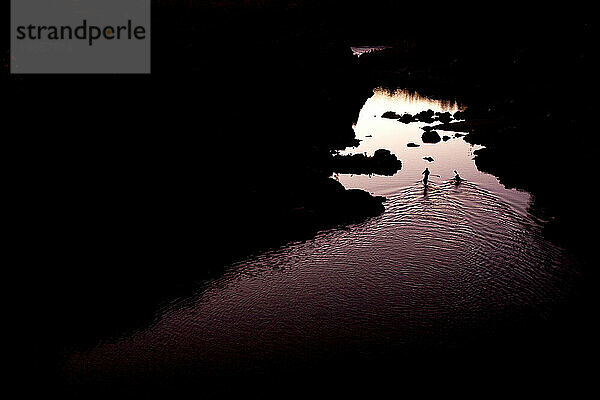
<box><xmin>339</xmin><ymin>88</ymin><xmax>530</xmax><ymax>211</ymax></box>
<box><xmin>61</xmin><ymin>89</ymin><xmax>578</xmax><ymax>391</ymax></box>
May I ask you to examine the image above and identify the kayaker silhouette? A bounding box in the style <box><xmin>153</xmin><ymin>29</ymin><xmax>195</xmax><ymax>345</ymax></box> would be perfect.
<box><xmin>422</xmin><ymin>167</ymin><xmax>430</xmax><ymax>185</ymax></box>
<box><xmin>453</xmin><ymin>170</ymin><xmax>462</xmax><ymax>181</ymax></box>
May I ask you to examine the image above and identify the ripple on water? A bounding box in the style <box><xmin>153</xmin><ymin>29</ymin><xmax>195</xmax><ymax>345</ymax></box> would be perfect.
<box><xmin>63</xmin><ymin>180</ymin><xmax>577</xmax><ymax>383</ymax></box>
<box><xmin>62</xmin><ymin>89</ymin><xmax>581</xmax><ymax>388</ymax></box>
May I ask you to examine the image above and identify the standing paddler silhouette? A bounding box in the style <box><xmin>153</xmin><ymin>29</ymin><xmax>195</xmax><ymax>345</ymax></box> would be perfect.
<box><xmin>422</xmin><ymin>167</ymin><xmax>430</xmax><ymax>185</ymax></box>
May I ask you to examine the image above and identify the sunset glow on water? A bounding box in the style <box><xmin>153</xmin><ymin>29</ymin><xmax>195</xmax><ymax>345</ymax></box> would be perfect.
<box><xmin>339</xmin><ymin>88</ymin><xmax>531</xmax><ymax>210</ymax></box>
<box><xmin>62</xmin><ymin>89</ymin><xmax>577</xmax><ymax>389</ymax></box>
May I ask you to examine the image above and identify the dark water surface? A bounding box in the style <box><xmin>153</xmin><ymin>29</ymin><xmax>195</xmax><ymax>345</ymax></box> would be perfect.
<box><xmin>61</xmin><ymin>89</ymin><xmax>582</xmax><ymax>393</ymax></box>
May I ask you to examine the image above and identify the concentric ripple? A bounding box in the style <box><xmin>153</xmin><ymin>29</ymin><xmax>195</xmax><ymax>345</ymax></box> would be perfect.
<box><xmin>62</xmin><ymin>89</ymin><xmax>579</xmax><ymax>387</ymax></box>
<box><xmin>64</xmin><ymin>180</ymin><xmax>576</xmax><ymax>384</ymax></box>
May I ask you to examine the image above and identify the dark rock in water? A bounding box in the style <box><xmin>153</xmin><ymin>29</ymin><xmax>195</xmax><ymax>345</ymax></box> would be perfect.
<box><xmin>277</xmin><ymin>178</ymin><xmax>388</xmax><ymax>237</ymax></box>
<box><xmin>416</xmin><ymin>109</ymin><xmax>435</xmax><ymax>118</ymax></box>
<box><xmin>423</xmin><ymin>156</ymin><xmax>434</xmax><ymax>162</ymax></box>
<box><xmin>454</xmin><ymin>133</ymin><xmax>465</xmax><ymax>137</ymax></box>
<box><xmin>343</xmin><ymin>189</ymin><xmax>386</xmax><ymax>216</ymax></box>
<box><xmin>453</xmin><ymin>110</ymin><xmax>466</xmax><ymax>120</ymax></box>
<box><xmin>398</xmin><ymin>113</ymin><xmax>415</xmax><ymax>123</ymax></box>
<box><xmin>331</xmin><ymin>148</ymin><xmax>402</xmax><ymax>176</ymax></box>
<box><xmin>414</xmin><ymin>109</ymin><xmax>436</xmax><ymax>123</ymax></box>
<box><xmin>382</xmin><ymin>111</ymin><xmax>401</xmax><ymax>119</ymax></box>
<box><xmin>436</xmin><ymin>111</ymin><xmax>453</xmax><ymax>123</ymax></box>
<box><xmin>308</xmin><ymin>178</ymin><xmax>386</xmax><ymax>221</ymax></box>
<box><xmin>422</xmin><ymin>125</ymin><xmax>435</xmax><ymax>131</ymax></box>
<box><xmin>373</xmin><ymin>148</ymin><xmax>394</xmax><ymax>158</ymax></box>
<box><xmin>442</xmin><ymin>135</ymin><xmax>451</xmax><ymax>141</ymax></box>
<box><xmin>407</xmin><ymin>142</ymin><xmax>420</xmax><ymax>147</ymax></box>
<box><xmin>365</xmin><ymin>134</ymin><xmax>372</xmax><ymax>137</ymax></box>
<box><xmin>422</xmin><ymin>130</ymin><xmax>441</xmax><ymax>143</ymax></box>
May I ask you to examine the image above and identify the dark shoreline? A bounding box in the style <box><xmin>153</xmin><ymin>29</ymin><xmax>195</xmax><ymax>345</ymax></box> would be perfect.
<box><xmin>7</xmin><ymin>1</ymin><xmax>597</xmax><ymax>397</ymax></box>
<box><xmin>10</xmin><ymin>2</ymin><xmax>407</xmax><ymax>370</ymax></box>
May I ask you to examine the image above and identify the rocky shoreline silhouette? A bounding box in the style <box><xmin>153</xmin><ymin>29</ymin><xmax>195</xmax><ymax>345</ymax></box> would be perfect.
<box><xmin>9</xmin><ymin>2</ymin><xmax>595</xmax><ymax>398</ymax></box>
<box><xmin>330</xmin><ymin>149</ymin><xmax>402</xmax><ymax>176</ymax></box>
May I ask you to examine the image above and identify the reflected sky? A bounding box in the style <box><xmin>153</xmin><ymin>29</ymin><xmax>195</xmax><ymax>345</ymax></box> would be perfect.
<box><xmin>338</xmin><ymin>88</ymin><xmax>531</xmax><ymax>213</ymax></box>
<box><xmin>60</xmin><ymin>88</ymin><xmax>576</xmax><ymax>390</ymax></box>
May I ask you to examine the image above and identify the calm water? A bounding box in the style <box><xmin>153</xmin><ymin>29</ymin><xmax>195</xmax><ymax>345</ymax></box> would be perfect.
<box><xmin>62</xmin><ymin>89</ymin><xmax>579</xmax><ymax>388</ymax></box>
<box><xmin>338</xmin><ymin>89</ymin><xmax>529</xmax><ymax>208</ymax></box>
